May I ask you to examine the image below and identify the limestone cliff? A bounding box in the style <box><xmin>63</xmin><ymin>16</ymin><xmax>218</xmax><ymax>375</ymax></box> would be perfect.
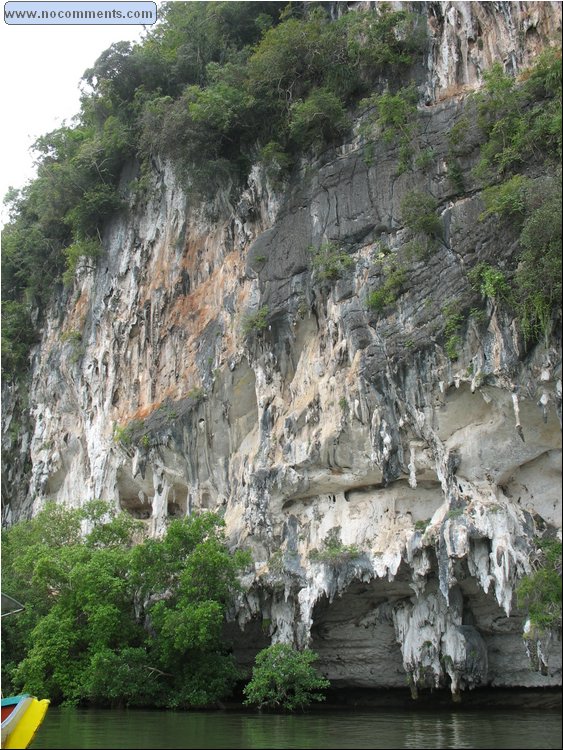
<box><xmin>2</xmin><ymin>2</ymin><xmax>561</xmax><ymax>697</ymax></box>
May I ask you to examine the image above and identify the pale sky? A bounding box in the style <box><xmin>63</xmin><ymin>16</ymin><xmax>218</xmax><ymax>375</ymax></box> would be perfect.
<box><xmin>0</xmin><ymin>9</ymin><xmax>160</xmax><ymax>220</ymax></box>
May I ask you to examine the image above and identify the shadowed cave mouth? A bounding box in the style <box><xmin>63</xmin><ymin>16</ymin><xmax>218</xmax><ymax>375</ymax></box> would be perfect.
<box><xmin>305</xmin><ymin>557</ymin><xmax>526</xmax><ymax>691</ymax></box>
<box><xmin>117</xmin><ymin>467</ymin><xmax>188</xmax><ymax>519</ymax></box>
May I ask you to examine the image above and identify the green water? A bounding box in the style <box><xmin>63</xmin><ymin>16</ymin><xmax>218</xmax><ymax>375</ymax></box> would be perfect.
<box><xmin>31</xmin><ymin>707</ymin><xmax>562</xmax><ymax>749</ymax></box>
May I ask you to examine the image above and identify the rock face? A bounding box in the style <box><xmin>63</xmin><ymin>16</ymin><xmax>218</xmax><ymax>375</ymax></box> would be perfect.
<box><xmin>2</xmin><ymin>2</ymin><xmax>561</xmax><ymax>697</ymax></box>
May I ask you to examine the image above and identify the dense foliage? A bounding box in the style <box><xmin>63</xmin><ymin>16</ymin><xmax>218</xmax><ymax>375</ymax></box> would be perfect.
<box><xmin>1</xmin><ymin>502</ymin><xmax>250</xmax><ymax>707</ymax></box>
<box><xmin>243</xmin><ymin>643</ymin><xmax>329</xmax><ymax>711</ymax></box>
<box><xmin>517</xmin><ymin>538</ymin><xmax>562</xmax><ymax>635</ymax></box>
<box><xmin>1</xmin><ymin>1</ymin><xmax>426</xmax><ymax>379</ymax></box>
<box><xmin>470</xmin><ymin>49</ymin><xmax>562</xmax><ymax>342</ymax></box>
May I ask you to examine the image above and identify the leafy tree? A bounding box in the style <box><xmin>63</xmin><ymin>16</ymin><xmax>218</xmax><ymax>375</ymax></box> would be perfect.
<box><xmin>288</xmin><ymin>88</ymin><xmax>350</xmax><ymax>150</ymax></box>
<box><xmin>400</xmin><ymin>190</ymin><xmax>441</xmax><ymax>239</ymax></box>
<box><xmin>2</xmin><ymin>504</ymin><xmax>250</xmax><ymax>708</ymax></box>
<box><xmin>0</xmin><ymin>301</ymin><xmax>38</xmax><ymax>375</ymax></box>
<box><xmin>243</xmin><ymin>643</ymin><xmax>330</xmax><ymax>711</ymax></box>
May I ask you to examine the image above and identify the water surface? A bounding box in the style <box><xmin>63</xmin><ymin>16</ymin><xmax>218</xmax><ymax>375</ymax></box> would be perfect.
<box><xmin>32</xmin><ymin>707</ymin><xmax>562</xmax><ymax>749</ymax></box>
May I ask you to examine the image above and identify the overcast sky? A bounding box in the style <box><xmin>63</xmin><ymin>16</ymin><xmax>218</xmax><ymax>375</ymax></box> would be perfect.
<box><xmin>0</xmin><ymin>9</ymin><xmax>158</xmax><ymax>219</ymax></box>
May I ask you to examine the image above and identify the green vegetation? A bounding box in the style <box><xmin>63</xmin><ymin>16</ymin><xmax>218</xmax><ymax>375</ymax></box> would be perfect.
<box><xmin>361</xmin><ymin>83</ymin><xmax>434</xmax><ymax>174</ymax></box>
<box><xmin>1</xmin><ymin>502</ymin><xmax>250</xmax><ymax>707</ymax></box>
<box><xmin>474</xmin><ymin>49</ymin><xmax>561</xmax><ymax>180</ymax></box>
<box><xmin>361</xmin><ymin>84</ymin><xmax>419</xmax><ymax>173</ymax></box>
<box><xmin>259</xmin><ymin>141</ymin><xmax>292</xmax><ymax>184</ymax></box>
<box><xmin>446</xmin><ymin>158</ymin><xmax>465</xmax><ymax>192</ymax></box>
<box><xmin>242</xmin><ymin>305</ymin><xmax>270</xmax><ymax>336</ymax></box>
<box><xmin>243</xmin><ymin>643</ymin><xmax>329</xmax><ymax>711</ymax></box>
<box><xmin>0</xmin><ymin>301</ymin><xmax>38</xmax><ymax>376</ymax></box>
<box><xmin>139</xmin><ymin>434</ymin><xmax>151</xmax><ymax>450</ymax></box>
<box><xmin>442</xmin><ymin>303</ymin><xmax>465</xmax><ymax>361</ymax></box>
<box><xmin>2</xmin><ymin>3</ymin><xmax>426</xmax><ymax>380</ymax></box>
<box><xmin>472</xmin><ymin>171</ymin><xmax>561</xmax><ymax>341</ymax></box>
<box><xmin>468</xmin><ymin>263</ymin><xmax>510</xmax><ymax>303</ymax></box>
<box><xmin>60</xmin><ymin>329</ymin><xmax>85</xmax><ymax>363</ymax></box>
<box><xmin>62</xmin><ymin>238</ymin><xmax>103</xmax><ymax>286</ymax></box>
<box><xmin>446</xmin><ymin>507</ymin><xmax>465</xmax><ymax>520</ymax></box>
<box><xmin>517</xmin><ymin>538</ymin><xmax>562</xmax><ymax>636</ymax></box>
<box><xmin>467</xmin><ymin>50</ymin><xmax>561</xmax><ymax>342</ymax></box>
<box><xmin>400</xmin><ymin>190</ymin><xmax>441</xmax><ymax>240</ymax></box>
<box><xmin>288</xmin><ymin>88</ymin><xmax>350</xmax><ymax>150</ymax></box>
<box><xmin>515</xmin><ymin>176</ymin><xmax>562</xmax><ymax>341</ymax></box>
<box><xmin>308</xmin><ymin>528</ymin><xmax>361</xmax><ymax>565</ymax></box>
<box><xmin>187</xmin><ymin>387</ymin><xmax>206</xmax><ymax>404</ymax></box>
<box><xmin>414</xmin><ymin>147</ymin><xmax>435</xmax><ymax>172</ymax></box>
<box><xmin>480</xmin><ymin>174</ymin><xmax>529</xmax><ymax>219</ymax></box>
<box><xmin>414</xmin><ymin>519</ymin><xmax>430</xmax><ymax>532</ymax></box>
<box><xmin>113</xmin><ymin>422</ymin><xmax>138</xmax><ymax>449</ymax></box>
<box><xmin>310</xmin><ymin>241</ymin><xmax>354</xmax><ymax>282</ymax></box>
<box><xmin>367</xmin><ymin>264</ymin><xmax>407</xmax><ymax>312</ymax></box>
<box><xmin>338</xmin><ymin>396</ymin><xmax>349</xmax><ymax>413</ymax></box>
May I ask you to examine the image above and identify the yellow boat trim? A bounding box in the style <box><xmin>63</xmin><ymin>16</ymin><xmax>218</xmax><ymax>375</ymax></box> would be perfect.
<box><xmin>2</xmin><ymin>697</ymin><xmax>50</xmax><ymax>750</ymax></box>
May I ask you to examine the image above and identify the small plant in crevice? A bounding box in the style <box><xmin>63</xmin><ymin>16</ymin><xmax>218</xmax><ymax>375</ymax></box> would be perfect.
<box><xmin>242</xmin><ymin>305</ymin><xmax>270</xmax><ymax>336</ymax></box>
<box><xmin>338</xmin><ymin>396</ymin><xmax>349</xmax><ymax>413</ymax></box>
<box><xmin>308</xmin><ymin>527</ymin><xmax>361</xmax><ymax>565</ymax></box>
<box><xmin>414</xmin><ymin>519</ymin><xmax>430</xmax><ymax>532</ymax></box>
<box><xmin>113</xmin><ymin>419</ymin><xmax>146</xmax><ymax>450</ymax></box>
<box><xmin>468</xmin><ymin>263</ymin><xmax>511</xmax><ymax>303</ymax></box>
<box><xmin>309</xmin><ymin>241</ymin><xmax>354</xmax><ymax>283</ymax></box>
<box><xmin>448</xmin><ymin>114</ymin><xmax>474</xmax><ymax>157</ymax></box>
<box><xmin>367</xmin><ymin>264</ymin><xmax>407</xmax><ymax>313</ymax></box>
<box><xmin>446</xmin><ymin>157</ymin><xmax>465</xmax><ymax>192</ymax></box>
<box><xmin>442</xmin><ymin>303</ymin><xmax>465</xmax><ymax>361</ymax></box>
<box><xmin>187</xmin><ymin>387</ymin><xmax>205</xmax><ymax>404</ymax></box>
<box><xmin>61</xmin><ymin>328</ymin><xmax>85</xmax><ymax>364</ymax></box>
<box><xmin>414</xmin><ymin>147</ymin><xmax>435</xmax><ymax>173</ymax></box>
<box><xmin>113</xmin><ymin>423</ymin><xmax>134</xmax><ymax>449</ymax></box>
<box><xmin>469</xmin><ymin>307</ymin><xmax>488</xmax><ymax>325</ymax></box>
<box><xmin>139</xmin><ymin>434</ymin><xmax>151</xmax><ymax>450</ymax></box>
<box><xmin>60</xmin><ymin>329</ymin><xmax>83</xmax><ymax>345</ymax></box>
<box><xmin>363</xmin><ymin>140</ymin><xmax>376</xmax><ymax>167</ymax></box>
<box><xmin>267</xmin><ymin>550</ymin><xmax>285</xmax><ymax>576</ymax></box>
<box><xmin>400</xmin><ymin>189</ymin><xmax>442</xmax><ymax>240</ymax></box>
